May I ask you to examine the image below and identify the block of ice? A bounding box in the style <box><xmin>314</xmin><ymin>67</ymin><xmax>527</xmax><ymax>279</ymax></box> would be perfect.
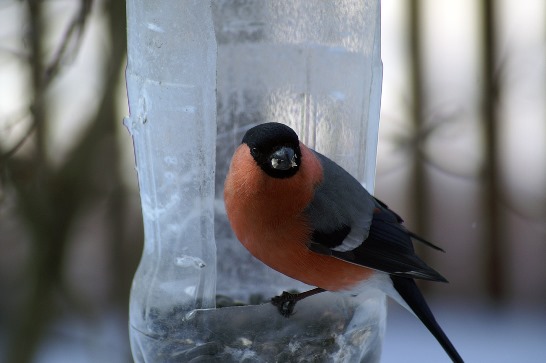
<box><xmin>126</xmin><ymin>0</ymin><xmax>383</xmax><ymax>362</ymax></box>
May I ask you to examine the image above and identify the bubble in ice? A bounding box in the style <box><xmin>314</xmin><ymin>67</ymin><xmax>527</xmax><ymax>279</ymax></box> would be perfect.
<box><xmin>176</xmin><ymin>255</ymin><xmax>206</xmax><ymax>269</ymax></box>
<box><xmin>146</xmin><ymin>22</ymin><xmax>165</xmax><ymax>33</ymax></box>
<box><xmin>164</xmin><ymin>156</ymin><xmax>178</xmax><ymax>165</ymax></box>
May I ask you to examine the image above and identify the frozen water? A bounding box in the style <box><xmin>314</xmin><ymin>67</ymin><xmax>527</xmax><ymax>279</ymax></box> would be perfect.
<box><xmin>215</xmin><ymin>44</ymin><xmax>377</xmax><ymax>180</ymax></box>
<box><xmin>126</xmin><ymin>0</ymin><xmax>383</xmax><ymax>362</ymax></box>
<box><xmin>125</xmin><ymin>0</ymin><xmax>218</xmax><ymax>359</ymax></box>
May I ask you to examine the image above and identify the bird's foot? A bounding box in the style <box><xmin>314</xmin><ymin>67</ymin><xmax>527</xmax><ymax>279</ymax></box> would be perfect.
<box><xmin>271</xmin><ymin>288</ymin><xmax>326</xmax><ymax>317</ymax></box>
<box><xmin>271</xmin><ymin>291</ymin><xmax>299</xmax><ymax>317</ymax></box>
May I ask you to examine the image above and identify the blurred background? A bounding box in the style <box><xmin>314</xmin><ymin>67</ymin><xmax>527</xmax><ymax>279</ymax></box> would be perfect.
<box><xmin>0</xmin><ymin>0</ymin><xmax>544</xmax><ymax>362</ymax></box>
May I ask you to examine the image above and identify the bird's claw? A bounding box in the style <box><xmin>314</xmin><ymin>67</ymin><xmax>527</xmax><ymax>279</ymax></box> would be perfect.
<box><xmin>271</xmin><ymin>291</ymin><xmax>298</xmax><ymax>317</ymax></box>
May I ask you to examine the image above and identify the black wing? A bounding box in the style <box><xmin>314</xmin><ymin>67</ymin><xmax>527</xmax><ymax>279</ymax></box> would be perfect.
<box><xmin>308</xmin><ymin>198</ymin><xmax>447</xmax><ymax>282</ymax></box>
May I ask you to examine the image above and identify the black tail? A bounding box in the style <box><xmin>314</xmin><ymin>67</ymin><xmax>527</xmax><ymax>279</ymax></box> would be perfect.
<box><xmin>391</xmin><ymin>276</ymin><xmax>464</xmax><ymax>363</ymax></box>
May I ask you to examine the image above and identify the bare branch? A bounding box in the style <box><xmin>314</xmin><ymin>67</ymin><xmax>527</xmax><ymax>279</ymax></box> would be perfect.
<box><xmin>43</xmin><ymin>0</ymin><xmax>93</xmax><ymax>86</ymax></box>
<box><xmin>0</xmin><ymin>0</ymin><xmax>94</xmax><ymax>166</ymax></box>
<box><xmin>0</xmin><ymin>46</ymin><xmax>29</xmax><ymax>61</ymax></box>
<box><xmin>0</xmin><ymin>121</ymin><xmax>36</xmax><ymax>164</ymax></box>
<box><xmin>0</xmin><ymin>110</ymin><xmax>33</xmax><ymax>163</ymax></box>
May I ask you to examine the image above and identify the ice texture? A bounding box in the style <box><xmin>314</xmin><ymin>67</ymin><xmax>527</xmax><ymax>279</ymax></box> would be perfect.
<box><xmin>125</xmin><ymin>0</ymin><xmax>217</xmax><ymax>359</ymax></box>
<box><xmin>127</xmin><ymin>0</ymin><xmax>384</xmax><ymax>362</ymax></box>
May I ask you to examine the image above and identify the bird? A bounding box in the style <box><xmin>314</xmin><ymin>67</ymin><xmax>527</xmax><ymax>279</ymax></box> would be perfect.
<box><xmin>223</xmin><ymin>122</ymin><xmax>464</xmax><ymax>363</ymax></box>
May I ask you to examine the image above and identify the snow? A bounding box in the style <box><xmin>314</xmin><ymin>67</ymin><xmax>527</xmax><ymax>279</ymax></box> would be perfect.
<box><xmin>382</xmin><ymin>301</ymin><xmax>546</xmax><ymax>363</ymax></box>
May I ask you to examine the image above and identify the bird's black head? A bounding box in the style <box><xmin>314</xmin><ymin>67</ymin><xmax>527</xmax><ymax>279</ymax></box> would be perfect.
<box><xmin>242</xmin><ymin>122</ymin><xmax>302</xmax><ymax>179</ymax></box>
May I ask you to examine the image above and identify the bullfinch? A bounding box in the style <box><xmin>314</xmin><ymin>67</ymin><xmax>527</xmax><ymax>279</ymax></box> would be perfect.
<box><xmin>224</xmin><ymin>122</ymin><xmax>463</xmax><ymax>363</ymax></box>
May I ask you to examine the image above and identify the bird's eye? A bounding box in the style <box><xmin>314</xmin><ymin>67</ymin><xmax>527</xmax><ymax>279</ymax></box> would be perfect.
<box><xmin>250</xmin><ymin>147</ymin><xmax>259</xmax><ymax>156</ymax></box>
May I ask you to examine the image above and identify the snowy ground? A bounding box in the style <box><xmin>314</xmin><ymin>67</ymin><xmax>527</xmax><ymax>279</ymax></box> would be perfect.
<box><xmin>382</xmin><ymin>301</ymin><xmax>546</xmax><ymax>363</ymax></box>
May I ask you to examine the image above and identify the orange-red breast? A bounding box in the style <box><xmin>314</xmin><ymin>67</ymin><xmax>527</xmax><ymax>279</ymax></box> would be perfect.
<box><xmin>224</xmin><ymin>122</ymin><xmax>463</xmax><ymax>363</ymax></box>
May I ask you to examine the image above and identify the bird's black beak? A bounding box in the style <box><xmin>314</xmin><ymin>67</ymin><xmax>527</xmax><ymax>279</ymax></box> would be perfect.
<box><xmin>270</xmin><ymin>147</ymin><xmax>297</xmax><ymax>170</ymax></box>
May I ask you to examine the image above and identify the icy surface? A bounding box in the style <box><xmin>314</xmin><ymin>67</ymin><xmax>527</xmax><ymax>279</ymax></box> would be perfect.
<box><xmin>125</xmin><ymin>0</ymin><xmax>218</xmax><ymax>359</ymax></box>
<box><xmin>126</xmin><ymin>0</ymin><xmax>383</xmax><ymax>362</ymax></box>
